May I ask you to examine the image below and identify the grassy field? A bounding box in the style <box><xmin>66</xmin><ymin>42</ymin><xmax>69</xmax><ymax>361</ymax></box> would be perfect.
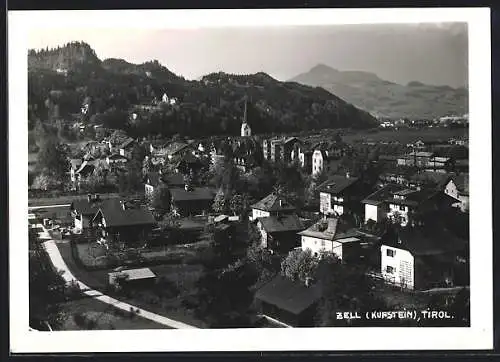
<box><xmin>343</xmin><ymin>128</ymin><xmax>468</xmax><ymax>144</ymax></box>
<box><xmin>301</xmin><ymin>127</ymin><xmax>468</xmax><ymax>146</ymax></box>
<box><xmin>59</xmin><ymin>296</ymin><xmax>171</xmax><ymax>330</ymax></box>
<box><xmin>56</xmin><ymin>241</ymin><xmax>208</xmax><ymax>328</ymax></box>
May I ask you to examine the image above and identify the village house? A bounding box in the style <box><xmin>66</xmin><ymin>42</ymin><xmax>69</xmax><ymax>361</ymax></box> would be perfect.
<box><xmin>70</xmin><ymin>194</ymin><xmax>109</xmax><ymax>233</ymax></box>
<box><xmin>254</xmin><ymin>275</ymin><xmax>322</xmax><ymax>327</ymax></box>
<box><xmin>256</xmin><ymin>214</ymin><xmax>304</xmax><ymax>254</ymax></box>
<box><xmin>425</xmin><ymin>156</ymin><xmax>453</xmax><ymax>173</ymax></box>
<box><xmin>250</xmin><ymin>192</ymin><xmax>297</xmax><ymax>221</ymax></box>
<box><xmin>92</xmin><ymin>200</ymin><xmax>157</xmax><ymax>247</ymax></box>
<box><xmin>290</xmin><ymin>142</ymin><xmax>313</xmax><ymax>173</ymax></box>
<box><xmin>170</xmin><ymin>186</ymin><xmax>215</xmax><ymax>217</ymax></box>
<box><xmin>452</xmin><ymin>174</ymin><xmax>469</xmax><ymax>212</ymax></box>
<box><xmin>108</xmin><ymin>268</ymin><xmax>157</xmax><ymax>289</ymax></box>
<box><xmin>144</xmin><ymin>172</ymin><xmax>163</xmax><ymax>196</ymax></box>
<box><xmin>175</xmin><ymin>152</ymin><xmax>203</xmax><ymax>175</ymax></box>
<box><xmin>311</xmin><ymin>142</ymin><xmax>346</xmax><ymax>176</ymax></box>
<box><xmin>298</xmin><ymin>217</ymin><xmax>362</xmax><ymax>262</ymax></box>
<box><xmin>118</xmin><ymin>138</ymin><xmax>136</xmax><ymax>159</ymax></box>
<box><xmin>380</xmin><ymin>228</ymin><xmax>468</xmax><ymax>290</ymax></box>
<box><xmin>70</xmin><ymin>158</ymin><xmax>98</xmax><ymax>189</ymax></box>
<box><xmin>362</xmin><ymin>184</ymin><xmax>408</xmax><ymax>224</ymax></box>
<box><xmin>408</xmin><ymin>172</ymin><xmax>460</xmax><ymax>200</ymax></box>
<box><xmin>397</xmin><ymin>151</ymin><xmax>434</xmax><ymax>168</ymax></box>
<box><xmin>262</xmin><ymin>137</ymin><xmax>300</xmax><ymax>163</ymax></box>
<box><xmin>317</xmin><ymin>174</ymin><xmax>364</xmax><ymax>217</ymax></box>
<box><xmin>106</xmin><ymin>153</ymin><xmax>128</xmax><ymax>167</ymax></box>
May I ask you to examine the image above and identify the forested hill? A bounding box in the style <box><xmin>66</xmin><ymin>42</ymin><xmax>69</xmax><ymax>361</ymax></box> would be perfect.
<box><xmin>28</xmin><ymin>42</ymin><xmax>378</xmax><ymax>138</ymax></box>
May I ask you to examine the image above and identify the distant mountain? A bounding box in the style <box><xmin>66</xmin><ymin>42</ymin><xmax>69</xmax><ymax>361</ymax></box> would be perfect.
<box><xmin>27</xmin><ymin>43</ymin><xmax>378</xmax><ymax>138</ymax></box>
<box><xmin>290</xmin><ymin>64</ymin><xmax>468</xmax><ymax>120</ymax></box>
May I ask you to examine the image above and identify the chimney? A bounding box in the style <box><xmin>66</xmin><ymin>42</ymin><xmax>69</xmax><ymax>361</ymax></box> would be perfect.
<box><xmin>346</xmin><ymin>171</ymin><xmax>350</xmax><ymax>179</ymax></box>
<box><xmin>120</xmin><ymin>201</ymin><xmax>126</xmax><ymax>210</ymax></box>
<box><xmin>185</xmin><ymin>184</ymin><xmax>189</xmax><ymax>191</ymax></box>
<box><xmin>305</xmin><ymin>276</ymin><xmax>312</xmax><ymax>287</ymax></box>
<box><xmin>87</xmin><ymin>194</ymin><xmax>92</xmax><ymax>202</ymax></box>
<box><xmin>279</xmin><ymin>199</ymin><xmax>282</xmax><ymax>207</ymax></box>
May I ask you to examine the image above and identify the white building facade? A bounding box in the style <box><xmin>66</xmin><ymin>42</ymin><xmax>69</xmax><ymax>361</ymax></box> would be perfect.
<box><xmin>381</xmin><ymin>244</ymin><xmax>415</xmax><ymax>290</ymax></box>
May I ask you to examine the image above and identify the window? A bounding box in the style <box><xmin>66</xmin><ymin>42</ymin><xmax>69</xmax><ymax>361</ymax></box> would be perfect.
<box><xmin>399</xmin><ymin>205</ymin><xmax>405</xmax><ymax>211</ymax></box>
<box><xmin>386</xmin><ymin>249</ymin><xmax>395</xmax><ymax>257</ymax></box>
<box><xmin>321</xmin><ymin>240</ymin><xmax>325</xmax><ymax>247</ymax></box>
<box><xmin>386</xmin><ymin>265</ymin><xmax>395</xmax><ymax>274</ymax></box>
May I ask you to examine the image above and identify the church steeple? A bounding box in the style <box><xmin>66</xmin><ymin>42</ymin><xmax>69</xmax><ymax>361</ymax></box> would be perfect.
<box><xmin>241</xmin><ymin>97</ymin><xmax>251</xmax><ymax>137</ymax></box>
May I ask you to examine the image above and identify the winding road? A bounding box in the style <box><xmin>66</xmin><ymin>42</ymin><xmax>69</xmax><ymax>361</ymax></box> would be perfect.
<box><xmin>31</xmin><ymin>209</ymin><xmax>198</xmax><ymax>329</ymax></box>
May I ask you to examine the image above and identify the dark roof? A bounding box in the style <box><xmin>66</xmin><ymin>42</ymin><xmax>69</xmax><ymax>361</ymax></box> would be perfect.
<box><xmin>410</xmin><ymin>172</ymin><xmax>453</xmax><ymax>190</ymax></box>
<box><xmin>108</xmin><ymin>154</ymin><xmax>128</xmax><ymax>160</ymax></box>
<box><xmin>119</xmin><ymin>137</ymin><xmax>135</xmax><ymax>150</ymax></box>
<box><xmin>164</xmin><ymin>141</ymin><xmax>190</xmax><ymax>156</ymax></box>
<box><xmin>163</xmin><ymin>172</ymin><xmax>185</xmax><ymax>187</ymax></box>
<box><xmin>362</xmin><ymin>184</ymin><xmax>410</xmax><ymax>206</ymax></box>
<box><xmin>383</xmin><ymin>228</ymin><xmax>467</xmax><ymax>256</ymax></box>
<box><xmin>71</xmin><ymin>198</ymin><xmax>120</xmax><ymax>216</ymax></box>
<box><xmin>452</xmin><ymin>174</ymin><xmax>469</xmax><ymax>194</ymax></box>
<box><xmin>317</xmin><ymin>175</ymin><xmax>359</xmax><ymax>194</ymax></box>
<box><xmin>386</xmin><ymin>188</ymin><xmax>438</xmax><ymax>207</ymax></box>
<box><xmin>251</xmin><ymin>193</ymin><xmax>296</xmax><ymax>212</ymax></box>
<box><xmin>170</xmin><ymin>187</ymin><xmax>215</xmax><ymax>202</ymax></box>
<box><xmin>257</xmin><ymin>214</ymin><xmax>304</xmax><ymax>233</ymax></box>
<box><xmin>95</xmin><ymin>202</ymin><xmax>156</xmax><ymax>227</ymax></box>
<box><xmin>255</xmin><ymin>275</ymin><xmax>322</xmax><ymax>315</ymax></box>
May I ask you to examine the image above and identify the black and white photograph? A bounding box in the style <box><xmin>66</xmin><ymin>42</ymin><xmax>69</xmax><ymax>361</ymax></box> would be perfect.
<box><xmin>9</xmin><ymin>8</ymin><xmax>492</xmax><ymax>352</ymax></box>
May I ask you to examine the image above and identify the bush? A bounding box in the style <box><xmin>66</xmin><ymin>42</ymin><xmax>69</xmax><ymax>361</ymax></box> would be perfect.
<box><xmin>73</xmin><ymin>313</ymin><xmax>86</xmax><ymax>327</ymax></box>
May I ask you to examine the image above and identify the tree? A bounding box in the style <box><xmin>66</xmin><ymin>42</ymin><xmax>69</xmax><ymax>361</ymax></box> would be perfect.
<box><xmin>212</xmin><ymin>188</ymin><xmax>229</xmax><ymax>214</ymax></box>
<box><xmin>37</xmin><ymin>138</ymin><xmax>69</xmax><ymax>178</ymax></box>
<box><xmin>315</xmin><ymin>259</ymin><xmax>386</xmax><ymax>327</ymax></box>
<box><xmin>29</xmin><ymin>250</ymin><xmax>69</xmax><ymax>330</ymax></box>
<box><xmin>280</xmin><ymin>249</ymin><xmax>318</xmax><ymax>283</ymax></box>
<box><xmin>150</xmin><ymin>185</ymin><xmax>171</xmax><ymax>215</ymax></box>
<box><xmin>229</xmin><ymin>193</ymin><xmax>250</xmax><ymax>217</ymax></box>
<box><xmin>32</xmin><ymin>173</ymin><xmax>61</xmax><ymax>191</ymax></box>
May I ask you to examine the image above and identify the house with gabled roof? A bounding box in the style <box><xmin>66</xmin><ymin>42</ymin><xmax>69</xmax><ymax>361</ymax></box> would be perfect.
<box><xmin>170</xmin><ymin>186</ymin><xmax>216</xmax><ymax>217</ymax></box>
<box><xmin>144</xmin><ymin>172</ymin><xmax>163</xmax><ymax>196</ymax></box>
<box><xmin>70</xmin><ymin>194</ymin><xmax>115</xmax><ymax>232</ymax></box>
<box><xmin>118</xmin><ymin>137</ymin><xmax>136</xmax><ymax>159</ymax></box>
<box><xmin>317</xmin><ymin>174</ymin><xmax>363</xmax><ymax>217</ymax></box>
<box><xmin>362</xmin><ymin>184</ymin><xmax>407</xmax><ymax>224</ymax></box>
<box><xmin>298</xmin><ymin>217</ymin><xmax>362</xmax><ymax>262</ymax></box>
<box><xmin>255</xmin><ymin>275</ymin><xmax>322</xmax><ymax>327</ymax></box>
<box><xmin>92</xmin><ymin>200</ymin><xmax>156</xmax><ymax>246</ymax></box>
<box><xmin>381</xmin><ymin>227</ymin><xmax>468</xmax><ymax>290</ymax></box>
<box><xmin>311</xmin><ymin>142</ymin><xmax>347</xmax><ymax>176</ymax></box>
<box><xmin>250</xmin><ymin>192</ymin><xmax>297</xmax><ymax>221</ymax></box>
<box><xmin>256</xmin><ymin>214</ymin><xmax>304</xmax><ymax>254</ymax></box>
<box><xmin>452</xmin><ymin>173</ymin><xmax>469</xmax><ymax>212</ymax></box>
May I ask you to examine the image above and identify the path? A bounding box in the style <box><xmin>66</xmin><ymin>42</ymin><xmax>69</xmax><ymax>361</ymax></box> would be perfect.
<box><xmin>37</xmin><ymin>224</ymin><xmax>198</xmax><ymax>330</ymax></box>
<box><xmin>29</xmin><ymin>204</ymin><xmax>71</xmax><ymax>211</ymax></box>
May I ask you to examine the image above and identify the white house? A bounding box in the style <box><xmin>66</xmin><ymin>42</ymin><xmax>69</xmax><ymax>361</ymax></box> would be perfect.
<box><xmin>380</xmin><ymin>228</ymin><xmax>467</xmax><ymax>290</ymax></box>
<box><xmin>381</xmin><ymin>243</ymin><xmax>415</xmax><ymax>289</ymax></box>
<box><xmin>362</xmin><ymin>184</ymin><xmax>407</xmax><ymax>224</ymax></box>
<box><xmin>298</xmin><ymin>217</ymin><xmax>361</xmax><ymax>261</ymax></box>
<box><xmin>312</xmin><ymin>149</ymin><xmax>326</xmax><ymax>175</ymax></box>
<box><xmin>250</xmin><ymin>193</ymin><xmax>296</xmax><ymax>221</ymax></box>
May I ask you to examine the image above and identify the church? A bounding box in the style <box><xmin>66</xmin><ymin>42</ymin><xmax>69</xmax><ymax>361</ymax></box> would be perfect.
<box><xmin>240</xmin><ymin>99</ymin><xmax>252</xmax><ymax>137</ymax></box>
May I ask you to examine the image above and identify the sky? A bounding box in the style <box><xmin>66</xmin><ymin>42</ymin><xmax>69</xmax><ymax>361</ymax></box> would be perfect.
<box><xmin>28</xmin><ymin>23</ymin><xmax>468</xmax><ymax>88</ymax></box>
